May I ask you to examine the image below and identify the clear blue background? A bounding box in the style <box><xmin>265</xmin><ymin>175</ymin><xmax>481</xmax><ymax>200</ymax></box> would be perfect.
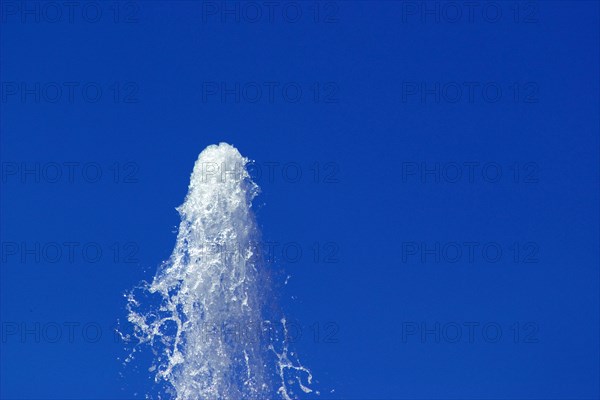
<box><xmin>1</xmin><ymin>1</ymin><xmax>599</xmax><ymax>399</ymax></box>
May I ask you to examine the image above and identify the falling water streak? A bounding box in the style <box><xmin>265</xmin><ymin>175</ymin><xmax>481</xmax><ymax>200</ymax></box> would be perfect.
<box><xmin>126</xmin><ymin>143</ymin><xmax>314</xmax><ymax>400</ymax></box>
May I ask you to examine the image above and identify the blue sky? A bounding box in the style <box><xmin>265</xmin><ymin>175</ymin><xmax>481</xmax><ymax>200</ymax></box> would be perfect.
<box><xmin>1</xmin><ymin>1</ymin><xmax>599</xmax><ymax>399</ymax></box>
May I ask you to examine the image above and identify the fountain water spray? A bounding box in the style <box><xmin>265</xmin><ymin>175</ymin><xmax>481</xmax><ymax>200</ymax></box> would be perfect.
<box><xmin>125</xmin><ymin>143</ymin><xmax>314</xmax><ymax>399</ymax></box>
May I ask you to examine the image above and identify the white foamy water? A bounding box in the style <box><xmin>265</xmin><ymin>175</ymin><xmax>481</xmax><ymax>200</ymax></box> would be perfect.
<box><xmin>126</xmin><ymin>143</ymin><xmax>314</xmax><ymax>399</ymax></box>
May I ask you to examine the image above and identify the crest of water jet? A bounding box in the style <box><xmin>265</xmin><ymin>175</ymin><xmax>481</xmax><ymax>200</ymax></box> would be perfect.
<box><xmin>125</xmin><ymin>143</ymin><xmax>314</xmax><ymax>399</ymax></box>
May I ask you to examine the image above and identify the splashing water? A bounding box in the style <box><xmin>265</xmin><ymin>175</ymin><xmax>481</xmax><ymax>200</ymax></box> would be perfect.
<box><xmin>126</xmin><ymin>143</ymin><xmax>314</xmax><ymax>399</ymax></box>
